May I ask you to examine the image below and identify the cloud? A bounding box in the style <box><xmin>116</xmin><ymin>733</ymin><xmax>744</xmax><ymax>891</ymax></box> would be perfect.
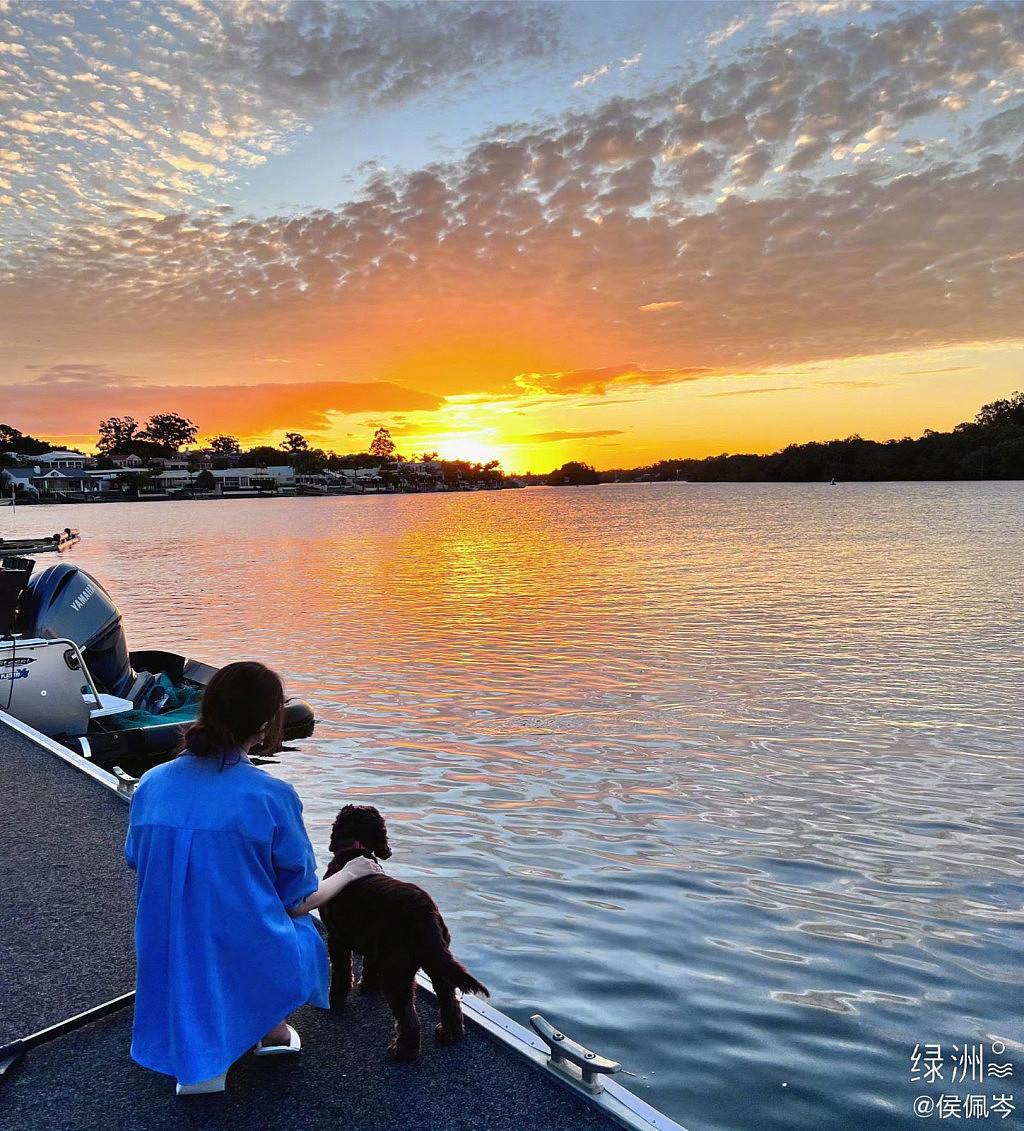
<box><xmin>707</xmin><ymin>15</ymin><xmax>754</xmax><ymax>48</ymax></box>
<box><xmin>818</xmin><ymin>379</ymin><xmax>891</xmax><ymax>389</ymax></box>
<box><xmin>26</xmin><ymin>363</ymin><xmax>150</xmax><ymax>387</ymax></box>
<box><xmin>513</xmin><ymin>429</ymin><xmax>625</xmax><ymax>444</ymax></box>
<box><xmin>900</xmin><ymin>365</ymin><xmax>978</xmax><ymax>375</ymax></box>
<box><xmin>514</xmin><ymin>366</ymin><xmax>715</xmax><ymax>397</ymax></box>
<box><xmin>701</xmin><ymin>385</ymin><xmax>809</xmax><ymax>398</ymax></box>
<box><xmin>0</xmin><ymin>1</ymin><xmax>559</xmax><ymax>254</ymax></box>
<box><xmin>768</xmin><ymin>1</ymin><xmax>875</xmax><ymax>28</ymax></box>
<box><xmin>574</xmin><ymin>53</ymin><xmax>643</xmax><ymax>89</ymax></box>
<box><xmin>4</xmin><ymin>374</ymin><xmax>443</xmax><ymax>443</ymax></box>
<box><xmin>0</xmin><ymin>0</ymin><xmax>1021</xmax><ymax>434</ymax></box>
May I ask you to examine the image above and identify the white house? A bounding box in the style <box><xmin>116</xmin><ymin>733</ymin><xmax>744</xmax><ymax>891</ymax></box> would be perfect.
<box><xmin>1</xmin><ymin>466</ymin><xmax>90</xmax><ymax>496</ymax></box>
<box><xmin>1</xmin><ymin>468</ymin><xmax>40</xmax><ymax>497</ymax></box>
<box><xmin>212</xmin><ymin>465</ymin><xmax>295</xmax><ymax>491</ymax></box>
<box><xmin>33</xmin><ymin>468</ymin><xmax>92</xmax><ymax>494</ymax></box>
<box><xmin>144</xmin><ymin>465</ymin><xmax>299</xmax><ymax>493</ymax></box>
<box><xmin>36</xmin><ymin>450</ymin><xmax>92</xmax><ymax>470</ymax></box>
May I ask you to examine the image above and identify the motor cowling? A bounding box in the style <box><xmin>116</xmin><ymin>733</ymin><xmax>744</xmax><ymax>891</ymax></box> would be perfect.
<box><xmin>15</xmin><ymin>562</ymin><xmax>135</xmax><ymax>699</ymax></box>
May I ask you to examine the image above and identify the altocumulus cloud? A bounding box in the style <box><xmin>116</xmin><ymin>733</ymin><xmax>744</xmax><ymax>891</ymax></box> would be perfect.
<box><xmin>0</xmin><ymin>0</ymin><xmax>558</xmax><ymax>249</ymax></box>
<box><xmin>1</xmin><ymin>1</ymin><xmax>1022</xmax><ymax>417</ymax></box>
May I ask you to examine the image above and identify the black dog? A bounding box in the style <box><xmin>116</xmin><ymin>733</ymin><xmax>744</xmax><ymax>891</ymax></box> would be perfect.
<box><xmin>320</xmin><ymin>804</ymin><xmax>489</xmax><ymax>1061</ymax></box>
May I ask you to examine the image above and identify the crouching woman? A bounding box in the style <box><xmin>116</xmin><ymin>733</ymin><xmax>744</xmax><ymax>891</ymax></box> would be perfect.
<box><xmin>125</xmin><ymin>660</ymin><xmax>378</xmax><ymax>1095</ymax></box>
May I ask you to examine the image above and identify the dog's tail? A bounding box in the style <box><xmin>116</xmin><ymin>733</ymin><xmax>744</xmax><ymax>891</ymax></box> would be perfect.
<box><xmin>426</xmin><ymin>947</ymin><xmax>490</xmax><ymax>998</ymax></box>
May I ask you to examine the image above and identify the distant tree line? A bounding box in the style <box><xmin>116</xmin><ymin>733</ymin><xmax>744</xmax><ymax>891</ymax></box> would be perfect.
<box><xmin>4</xmin><ymin>392</ymin><xmax>1023</xmax><ymax>487</ymax></box>
<box><xmin>0</xmin><ymin>419</ymin><xmax>514</xmax><ymax>494</ymax></box>
<box><xmin>550</xmin><ymin>391</ymin><xmax>1024</xmax><ymax>485</ymax></box>
<box><xmin>0</xmin><ymin>424</ymin><xmax>52</xmax><ymax>459</ymax></box>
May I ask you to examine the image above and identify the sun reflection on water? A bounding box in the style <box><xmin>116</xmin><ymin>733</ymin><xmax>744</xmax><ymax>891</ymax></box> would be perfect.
<box><xmin>42</xmin><ymin>481</ymin><xmax>1024</xmax><ymax>1131</ymax></box>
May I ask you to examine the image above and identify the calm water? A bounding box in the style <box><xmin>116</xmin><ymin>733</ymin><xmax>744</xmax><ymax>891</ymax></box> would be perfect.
<box><xmin>11</xmin><ymin>483</ymin><xmax>1023</xmax><ymax>1131</ymax></box>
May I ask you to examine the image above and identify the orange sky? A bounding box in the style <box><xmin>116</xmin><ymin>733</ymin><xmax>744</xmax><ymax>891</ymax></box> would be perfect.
<box><xmin>1</xmin><ymin>2</ymin><xmax>1022</xmax><ymax>472</ymax></box>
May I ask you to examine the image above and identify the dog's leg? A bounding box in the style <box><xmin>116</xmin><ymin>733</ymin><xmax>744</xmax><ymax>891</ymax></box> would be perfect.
<box><xmin>430</xmin><ymin>976</ymin><xmax>466</xmax><ymax>1045</ymax></box>
<box><xmin>328</xmin><ymin>935</ymin><xmax>354</xmax><ymax>1012</ymax></box>
<box><xmin>359</xmin><ymin>953</ymin><xmax>381</xmax><ymax>995</ymax></box>
<box><xmin>380</xmin><ymin>966</ymin><xmax>421</xmax><ymax>1062</ymax></box>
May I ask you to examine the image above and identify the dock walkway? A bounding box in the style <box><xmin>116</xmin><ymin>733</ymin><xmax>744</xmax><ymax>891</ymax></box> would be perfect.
<box><xmin>0</xmin><ymin>718</ymin><xmax>648</xmax><ymax>1131</ymax></box>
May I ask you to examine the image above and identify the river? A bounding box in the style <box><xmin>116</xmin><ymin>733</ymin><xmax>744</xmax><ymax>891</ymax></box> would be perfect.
<box><xmin>9</xmin><ymin>481</ymin><xmax>1022</xmax><ymax>1131</ymax></box>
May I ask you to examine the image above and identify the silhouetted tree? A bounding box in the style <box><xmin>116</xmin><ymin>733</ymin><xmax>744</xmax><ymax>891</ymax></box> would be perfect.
<box><xmin>369</xmin><ymin>427</ymin><xmax>397</xmax><ymax>461</ymax></box>
<box><xmin>972</xmin><ymin>391</ymin><xmax>1024</xmax><ymax>429</ymax></box>
<box><xmin>138</xmin><ymin>412</ymin><xmax>198</xmax><ymax>453</ymax></box>
<box><xmin>208</xmin><ymin>434</ymin><xmax>241</xmax><ymax>455</ymax></box>
<box><xmin>284</xmin><ymin>432</ymin><xmax>309</xmax><ymax>452</ymax></box>
<box><xmin>290</xmin><ymin>448</ymin><xmax>327</xmax><ymax>475</ymax></box>
<box><xmin>0</xmin><ymin>424</ymin><xmax>51</xmax><ymax>455</ymax></box>
<box><xmin>244</xmin><ymin>445</ymin><xmax>285</xmax><ymax>467</ymax></box>
<box><xmin>97</xmin><ymin>415</ymin><xmax>140</xmax><ymax>453</ymax></box>
<box><xmin>548</xmin><ymin>461</ymin><xmax>600</xmax><ymax>486</ymax></box>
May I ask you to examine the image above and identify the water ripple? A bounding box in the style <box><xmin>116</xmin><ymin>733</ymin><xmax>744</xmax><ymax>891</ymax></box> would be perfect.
<box><xmin>38</xmin><ymin>481</ymin><xmax>1024</xmax><ymax>1131</ymax></box>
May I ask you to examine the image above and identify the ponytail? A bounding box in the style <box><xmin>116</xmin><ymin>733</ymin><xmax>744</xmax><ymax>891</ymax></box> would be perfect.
<box><xmin>178</xmin><ymin>661</ymin><xmax>285</xmax><ymax>768</ymax></box>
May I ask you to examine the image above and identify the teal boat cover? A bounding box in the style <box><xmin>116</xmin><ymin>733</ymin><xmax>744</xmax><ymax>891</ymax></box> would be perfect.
<box><xmin>105</xmin><ymin>672</ymin><xmax>203</xmax><ymax>731</ymax></box>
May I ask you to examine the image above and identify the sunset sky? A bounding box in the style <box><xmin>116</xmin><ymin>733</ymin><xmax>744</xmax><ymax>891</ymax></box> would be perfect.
<box><xmin>1</xmin><ymin>0</ymin><xmax>1021</xmax><ymax>472</ymax></box>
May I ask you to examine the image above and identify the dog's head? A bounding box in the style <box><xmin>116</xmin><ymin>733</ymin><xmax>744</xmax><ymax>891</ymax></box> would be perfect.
<box><xmin>329</xmin><ymin>804</ymin><xmax>393</xmax><ymax>860</ymax></box>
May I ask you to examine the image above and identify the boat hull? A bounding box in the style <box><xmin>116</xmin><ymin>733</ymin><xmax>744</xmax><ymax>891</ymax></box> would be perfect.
<box><xmin>74</xmin><ymin>649</ymin><xmax>315</xmax><ymax>777</ymax></box>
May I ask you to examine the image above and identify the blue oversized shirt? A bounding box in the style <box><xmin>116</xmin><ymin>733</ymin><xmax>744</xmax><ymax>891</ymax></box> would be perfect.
<box><xmin>125</xmin><ymin>752</ymin><xmax>329</xmax><ymax>1085</ymax></box>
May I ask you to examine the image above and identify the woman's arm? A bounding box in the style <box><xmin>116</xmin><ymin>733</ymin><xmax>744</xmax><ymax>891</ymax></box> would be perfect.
<box><xmin>286</xmin><ymin>855</ymin><xmax>382</xmax><ymax>918</ymax></box>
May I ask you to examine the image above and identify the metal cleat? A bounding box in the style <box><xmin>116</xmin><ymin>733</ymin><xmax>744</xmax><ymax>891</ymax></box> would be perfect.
<box><xmin>529</xmin><ymin>1014</ymin><xmax>621</xmax><ymax>1093</ymax></box>
<box><xmin>112</xmin><ymin>765</ymin><xmax>139</xmax><ymax>799</ymax></box>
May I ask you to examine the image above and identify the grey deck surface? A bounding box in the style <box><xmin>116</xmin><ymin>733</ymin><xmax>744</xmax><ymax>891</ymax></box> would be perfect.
<box><xmin>0</xmin><ymin>718</ymin><xmax>617</xmax><ymax>1131</ymax></box>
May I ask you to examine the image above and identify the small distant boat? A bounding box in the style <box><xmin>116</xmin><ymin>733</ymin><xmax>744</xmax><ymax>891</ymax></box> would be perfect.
<box><xmin>0</xmin><ymin>527</ymin><xmax>80</xmax><ymax>554</ymax></box>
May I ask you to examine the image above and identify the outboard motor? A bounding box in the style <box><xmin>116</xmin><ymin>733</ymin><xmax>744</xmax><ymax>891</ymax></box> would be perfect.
<box><xmin>15</xmin><ymin>562</ymin><xmax>136</xmax><ymax>699</ymax></box>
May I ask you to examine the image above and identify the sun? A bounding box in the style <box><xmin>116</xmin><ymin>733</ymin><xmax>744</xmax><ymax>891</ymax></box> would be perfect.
<box><xmin>434</xmin><ymin>435</ymin><xmax>503</xmax><ymax>465</ymax></box>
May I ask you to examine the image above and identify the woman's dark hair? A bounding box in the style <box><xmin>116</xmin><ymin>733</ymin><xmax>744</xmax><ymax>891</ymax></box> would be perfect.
<box><xmin>179</xmin><ymin>661</ymin><xmax>285</xmax><ymax>766</ymax></box>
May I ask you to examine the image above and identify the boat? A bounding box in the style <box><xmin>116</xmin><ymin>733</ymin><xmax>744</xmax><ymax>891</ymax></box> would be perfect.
<box><xmin>0</xmin><ymin>527</ymin><xmax>80</xmax><ymax>553</ymax></box>
<box><xmin>0</xmin><ymin>558</ymin><xmax>314</xmax><ymax>778</ymax></box>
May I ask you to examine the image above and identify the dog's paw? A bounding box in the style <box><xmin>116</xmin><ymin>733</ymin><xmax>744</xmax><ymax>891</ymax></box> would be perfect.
<box><xmin>357</xmin><ymin>979</ymin><xmax>380</xmax><ymax>996</ymax></box>
<box><xmin>435</xmin><ymin>1021</ymin><xmax>465</xmax><ymax>1045</ymax></box>
<box><xmin>388</xmin><ymin>1035</ymin><xmax>421</xmax><ymax>1062</ymax></box>
<box><xmin>328</xmin><ymin>993</ymin><xmax>350</xmax><ymax>1013</ymax></box>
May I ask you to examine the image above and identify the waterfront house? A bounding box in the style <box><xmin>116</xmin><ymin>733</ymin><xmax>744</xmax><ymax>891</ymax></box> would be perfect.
<box><xmin>1</xmin><ymin>465</ymin><xmax>92</xmax><ymax>498</ymax></box>
<box><xmin>213</xmin><ymin>465</ymin><xmax>296</xmax><ymax>491</ymax></box>
<box><xmin>1</xmin><ymin>468</ymin><xmax>40</xmax><ymax>498</ymax></box>
<box><xmin>34</xmin><ymin>468</ymin><xmax>93</xmax><ymax>495</ymax></box>
<box><xmin>35</xmin><ymin>450</ymin><xmax>93</xmax><ymax>471</ymax></box>
<box><xmin>140</xmin><ymin>465</ymin><xmax>300</xmax><ymax>493</ymax></box>
<box><xmin>328</xmin><ymin>467</ymin><xmax>385</xmax><ymax>491</ymax></box>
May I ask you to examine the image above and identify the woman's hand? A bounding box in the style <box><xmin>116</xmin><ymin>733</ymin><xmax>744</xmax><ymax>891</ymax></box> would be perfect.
<box><xmin>338</xmin><ymin>855</ymin><xmax>383</xmax><ymax>882</ymax></box>
<box><xmin>287</xmin><ymin>855</ymin><xmax>383</xmax><ymax>917</ymax></box>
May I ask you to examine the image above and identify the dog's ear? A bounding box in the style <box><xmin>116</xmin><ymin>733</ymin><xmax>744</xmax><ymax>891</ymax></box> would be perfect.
<box><xmin>368</xmin><ymin>808</ymin><xmax>392</xmax><ymax>860</ymax></box>
<box><xmin>329</xmin><ymin>805</ymin><xmax>357</xmax><ymax>853</ymax></box>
